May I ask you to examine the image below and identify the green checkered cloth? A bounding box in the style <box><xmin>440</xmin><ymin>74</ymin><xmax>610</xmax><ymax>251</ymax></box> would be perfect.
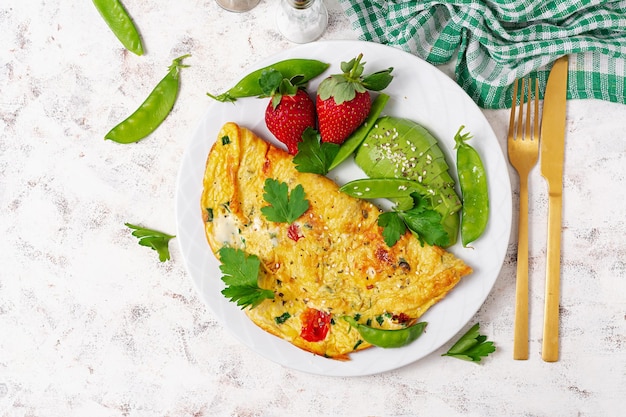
<box><xmin>338</xmin><ymin>0</ymin><xmax>626</xmax><ymax>109</ymax></box>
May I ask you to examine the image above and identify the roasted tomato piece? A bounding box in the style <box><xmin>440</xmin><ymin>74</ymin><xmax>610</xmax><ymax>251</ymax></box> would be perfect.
<box><xmin>300</xmin><ymin>308</ymin><xmax>331</xmax><ymax>342</ymax></box>
<box><xmin>287</xmin><ymin>223</ymin><xmax>304</xmax><ymax>242</ymax></box>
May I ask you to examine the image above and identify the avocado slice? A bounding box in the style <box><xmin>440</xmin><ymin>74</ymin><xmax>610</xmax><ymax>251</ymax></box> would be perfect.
<box><xmin>355</xmin><ymin>116</ymin><xmax>451</xmax><ymax>183</ymax></box>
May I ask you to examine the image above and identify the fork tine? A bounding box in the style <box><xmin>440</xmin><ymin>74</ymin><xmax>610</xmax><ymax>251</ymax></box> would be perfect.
<box><xmin>508</xmin><ymin>79</ymin><xmax>519</xmax><ymax>140</ymax></box>
<box><xmin>533</xmin><ymin>79</ymin><xmax>540</xmax><ymax>140</ymax></box>
<box><xmin>516</xmin><ymin>78</ymin><xmax>525</xmax><ymax>140</ymax></box>
<box><xmin>525</xmin><ymin>79</ymin><xmax>532</xmax><ymax>138</ymax></box>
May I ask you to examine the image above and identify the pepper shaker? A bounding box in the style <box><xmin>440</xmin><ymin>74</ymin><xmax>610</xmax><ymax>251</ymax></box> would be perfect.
<box><xmin>276</xmin><ymin>0</ymin><xmax>328</xmax><ymax>44</ymax></box>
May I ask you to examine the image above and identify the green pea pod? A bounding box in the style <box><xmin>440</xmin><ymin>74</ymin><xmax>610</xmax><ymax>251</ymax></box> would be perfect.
<box><xmin>454</xmin><ymin>126</ymin><xmax>489</xmax><ymax>247</ymax></box>
<box><xmin>340</xmin><ymin>177</ymin><xmax>429</xmax><ymax>199</ymax></box>
<box><xmin>207</xmin><ymin>59</ymin><xmax>330</xmax><ymax>102</ymax></box>
<box><xmin>105</xmin><ymin>54</ymin><xmax>190</xmax><ymax>144</ymax></box>
<box><xmin>328</xmin><ymin>93</ymin><xmax>390</xmax><ymax>171</ymax></box>
<box><xmin>92</xmin><ymin>0</ymin><xmax>144</xmax><ymax>56</ymax></box>
<box><xmin>343</xmin><ymin>316</ymin><xmax>427</xmax><ymax>348</ymax></box>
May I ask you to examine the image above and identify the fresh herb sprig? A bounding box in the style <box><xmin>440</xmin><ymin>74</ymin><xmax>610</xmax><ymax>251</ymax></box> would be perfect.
<box><xmin>218</xmin><ymin>247</ymin><xmax>274</xmax><ymax>309</ymax></box>
<box><xmin>378</xmin><ymin>193</ymin><xmax>449</xmax><ymax>247</ymax></box>
<box><xmin>126</xmin><ymin>223</ymin><xmax>175</xmax><ymax>262</ymax></box>
<box><xmin>442</xmin><ymin>323</ymin><xmax>496</xmax><ymax>363</ymax></box>
<box><xmin>261</xmin><ymin>178</ymin><xmax>309</xmax><ymax>223</ymax></box>
<box><xmin>293</xmin><ymin>128</ymin><xmax>340</xmax><ymax>175</ymax></box>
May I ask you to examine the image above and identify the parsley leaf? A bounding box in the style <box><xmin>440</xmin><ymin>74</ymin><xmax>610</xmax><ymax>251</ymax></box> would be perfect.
<box><xmin>218</xmin><ymin>247</ymin><xmax>274</xmax><ymax>309</ymax></box>
<box><xmin>258</xmin><ymin>68</ymin><xmax>285</xmax><ymax>96</ymax></box>
<box><xmin>126</xmin><ymin>223</ymin><xmax>175</xmax><ymax>262</ymax></box>
<box><xmin>377</xmin><ymin>193</ymin><xmax>449</xmax><ymax>247</ymax></box>
<box><xmin>261</xmin><ymin>178</ymin><xmax>309</xmax><ymax>223</ymax></box>
<box><xmin>377</xmin><ymin>211</ymin><xmax>407</xmax><ymax>247</ymax></box>
<box><xmin>293</xmin><ymin>128</ymin><xmax>340</xmax><ymax>175</ymax></box>
<box><xmin>442</xmin><ymin>323</ymin><xmax>496</xmax><ymax>363</ymax></box>
<box><xmin>400</xmin><ymin>193</ymin><xmax>450</xmax><ymax>247</ymax></box>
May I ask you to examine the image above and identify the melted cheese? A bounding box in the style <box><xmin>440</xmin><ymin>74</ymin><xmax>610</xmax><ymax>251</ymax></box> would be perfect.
<box><xmin>213</xmin><ymin>214</ymin><xmax>241</xmax><ymax>246</ymax></box>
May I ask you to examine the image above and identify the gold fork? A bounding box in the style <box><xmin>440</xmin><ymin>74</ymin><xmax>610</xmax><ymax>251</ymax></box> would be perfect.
<box><xmin>507</xmin><ymin>78</ymin><xmax>540</xmax><ymax>360</ymax></box>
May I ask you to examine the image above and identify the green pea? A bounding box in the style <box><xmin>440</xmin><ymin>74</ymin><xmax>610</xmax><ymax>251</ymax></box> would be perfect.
<box><xmin>207</xmin><ymin>59</ymin><xmax>330</xmax><ymax>102</ymax></box>
<box><xmin>105</xmin><ymin>54</ymin><xmax>190</xmax><ymax>144</ymax></box>
<box><xmin>92</xmin><ymin>0</ymin><xmax>144</xmax><ymax>56</ymax></box>
<box><xmin>343</xmin><ymin>316</ymin><xmax>427</xmax><ymax>348</ymax></box>
<box><xmin>454</xmin><ymin>126</ymin><xmax>489</xmax><ymax>247</ymax></box>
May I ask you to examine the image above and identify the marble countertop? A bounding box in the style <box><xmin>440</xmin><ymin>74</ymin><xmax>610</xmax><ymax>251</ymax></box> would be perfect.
<box><xmin>2</xmin><ymin>1</ymin><xmax>625</xmax><ymax>416</ymax></box>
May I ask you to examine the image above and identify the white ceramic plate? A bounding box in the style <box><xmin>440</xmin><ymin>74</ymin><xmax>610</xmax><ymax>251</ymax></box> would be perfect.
<box><xmin>176</xmin><ymin>40</ymin><xmax>511</xmax><ymax>376</ymax></box>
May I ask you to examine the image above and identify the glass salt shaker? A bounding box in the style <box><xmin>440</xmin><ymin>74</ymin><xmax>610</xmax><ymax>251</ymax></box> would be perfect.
<box><xmin>276</xmin><ymin>0</ymin><xmax>328</xmax><ymax>44</ymax></box>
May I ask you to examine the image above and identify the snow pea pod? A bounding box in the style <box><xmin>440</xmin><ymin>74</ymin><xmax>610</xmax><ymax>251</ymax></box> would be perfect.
<box><xmin>92</xmin><ymin>0</ymin><xmax>144</xmax><ymax>56</ymax></box>
<box><xmin>207</xmin><ymin>59</ymin><xmax>330</xmax><ymax>102</ymax></box>
<box><xmin>454</xmin><ymin>126</ymin><xmax>489</xmax><ymax>247</ymax></box>
<box><xmin>343</xmin><ymin>316</ymin><xmax>427</xmax><ymax>348</ymax></box>
<box><xmin>339</xmin><ymin>177</ymin><xmax>425</xmax><ymax>210</ymax></box>
<box><xmin>105</xmin><ymin>54</ymin><xmax>190</xmax><ymax>144</ymax></box>
<box><xmin>340</xmin><ymin>177</ymin><xmax>430</xmax><ymax>199</ymax></box>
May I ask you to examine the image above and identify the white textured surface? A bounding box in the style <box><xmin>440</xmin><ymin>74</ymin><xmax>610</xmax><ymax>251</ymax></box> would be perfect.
<box><xmin>1</xmin><ymin>1</ymin><xmax>625</xmax><ymax>416</ymax></box>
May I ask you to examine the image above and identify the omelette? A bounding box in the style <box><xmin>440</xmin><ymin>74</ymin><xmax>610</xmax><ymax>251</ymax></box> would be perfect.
<box><xmin>201</xmin><ymin>122</ymin><xmax>472</xmax><ymax>360</ymax></box>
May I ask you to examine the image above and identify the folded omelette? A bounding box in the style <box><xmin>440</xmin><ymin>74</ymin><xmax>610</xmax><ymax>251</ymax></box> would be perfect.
<box><xmin>201</xmin><ymin>122</ymin><xmax>472</xmax><ymax>360</ymax></box>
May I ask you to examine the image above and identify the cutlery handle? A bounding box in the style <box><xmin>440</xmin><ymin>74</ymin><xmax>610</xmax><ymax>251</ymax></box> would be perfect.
<box><xmin>513</xmin><ymin>177</ymin><xmax>530</xmax><ymax>360</ymax></box>
<box><xmin>542</xmin><ymin>193</ymin><xmax>562</xmax><ymax>362</ymax></box>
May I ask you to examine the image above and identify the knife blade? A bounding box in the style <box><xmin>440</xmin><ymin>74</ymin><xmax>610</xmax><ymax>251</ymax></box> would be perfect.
<box><xmin>540</xmin><ymin>55</ymin><xmax>569</xmax><ymax>362</ymax></box>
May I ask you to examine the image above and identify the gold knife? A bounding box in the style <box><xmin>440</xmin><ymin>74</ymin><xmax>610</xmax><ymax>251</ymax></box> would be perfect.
<box><xmin>540</xmin><ymin>55</ymin><xmax>569</xmax><ymax>362</ymax></box>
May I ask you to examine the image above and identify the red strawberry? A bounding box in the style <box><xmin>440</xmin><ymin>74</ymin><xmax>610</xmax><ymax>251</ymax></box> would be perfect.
<box><xmin>265</xmin><ymin>88</ymin><xmax>315</xmax><ymax>154</ymax></box>
<box><xmin>316</xmin><ymin>91</ymin><xmax>371</xmax><ymax>144</ymax></box>
<box><xmin>316</xmin><ymin>54</ymin><xmax>393</xmax><ymax>144</ymax></box>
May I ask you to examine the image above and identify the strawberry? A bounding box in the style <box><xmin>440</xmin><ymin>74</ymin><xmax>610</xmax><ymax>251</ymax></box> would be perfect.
<box><xmin>264</xmin><ymin>75</ymin><xmax>316</xmax><ymax>155</ymax></box>
<box><xmin>265</xmin><ymin>89</ymin><xmax>315</xmax><ymax>154</ymax></box>
<box><xmin>316</xmin><ymin>54</ymin><xmax>393</xmax><ymax>144</ymax></box>
<box><xmin>316</xmin><ymin>91</ymin><xmax>371</xmax><ymax>144</ymax></box>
